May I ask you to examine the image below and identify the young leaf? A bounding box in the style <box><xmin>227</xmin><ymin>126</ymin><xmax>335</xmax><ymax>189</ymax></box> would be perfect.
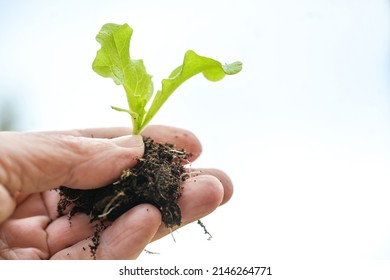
<box><xmin>92</xmin><ymin>23</ymin><xmax>153</xmax><ymax>134</ymax></box>
<box><xmin>92</xmin><ymin>23</ymin><xmax>242</xmax><ymax>135</ymax></box>
<box><xmin>141</xmin><ymin>50</ymin><xmax>242</xmax><ymax>131</ymax></box>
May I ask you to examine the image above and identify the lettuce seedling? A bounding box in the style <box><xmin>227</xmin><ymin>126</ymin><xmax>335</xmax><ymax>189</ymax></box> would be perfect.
<box><xmin>92</xmin><ymin>23</ymin><xmax>242</xmax><ymax>135</ymax></box>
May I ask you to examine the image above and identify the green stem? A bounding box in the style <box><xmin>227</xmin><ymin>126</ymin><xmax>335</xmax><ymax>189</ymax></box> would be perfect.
<box><xmin>132</xmin><ymin>122</ymin><xmax>140</xmax><ymax>135</ymax></box>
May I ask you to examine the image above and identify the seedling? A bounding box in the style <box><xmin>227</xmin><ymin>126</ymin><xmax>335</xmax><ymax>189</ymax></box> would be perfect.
<box><xmin>57</xmin><ymin>23</ymin><xmax>242</xmax><ymax>259</ymax></box>
<box><xmin>92</xmin><ymin>23</ymin><xmax>242</xmax><ymax>134</ymax></box>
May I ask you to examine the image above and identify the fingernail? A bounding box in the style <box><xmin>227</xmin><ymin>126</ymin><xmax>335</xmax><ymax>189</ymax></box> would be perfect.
<box><xmin>112</xmin><ymin>135</ymin><xmax>144</xmax><ymax>148</ymax></box>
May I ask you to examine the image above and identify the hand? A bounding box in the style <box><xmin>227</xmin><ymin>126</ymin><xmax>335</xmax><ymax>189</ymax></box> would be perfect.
<box><xmin>0</xmin><ymin>125</ymin><xmax>233</xmax><ymax>259</ymax></box>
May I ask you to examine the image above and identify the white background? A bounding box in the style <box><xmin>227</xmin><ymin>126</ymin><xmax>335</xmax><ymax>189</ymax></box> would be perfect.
<box><xmin>0</xmin><ymin>0</ymin><xmax>390</xmax><ymax>262</ymax></box>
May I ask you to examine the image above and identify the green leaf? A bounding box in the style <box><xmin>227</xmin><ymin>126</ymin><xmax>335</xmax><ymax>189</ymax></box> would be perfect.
<box><xmin>222</xmin><ymin>61</ymin><xmax>243</xmax><ymax>75</ymax></box>
<box><xmin>92</xmin><ymin>23</ymin><xmax>242</xmax><ymax>135</ymax></box>
<box><xmin>140</xmin><ymin>50</ymin><xmax>242</xmax><ymax>131</ymax></box>
<box><xmin>92</xmin><ymin>23</ymin><xmax>153</xmax><ymax>134</ymax></box>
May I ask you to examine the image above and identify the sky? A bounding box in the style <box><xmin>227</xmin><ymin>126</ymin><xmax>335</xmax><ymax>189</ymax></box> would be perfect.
<box><xmin>0</xmin><ymin>0</ymin><xmax>390</xmax><ymax>262</ymax></box>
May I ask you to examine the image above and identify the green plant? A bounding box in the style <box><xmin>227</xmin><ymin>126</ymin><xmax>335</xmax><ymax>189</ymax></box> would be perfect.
<box><xmin>92</xmin><ymin>23</ymin><xmax>242</xmax><ymax>135</ymax></box>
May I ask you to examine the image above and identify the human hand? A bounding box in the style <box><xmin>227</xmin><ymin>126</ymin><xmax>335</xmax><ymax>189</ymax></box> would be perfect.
<box><xmin>0</xmin><ymin>125</ymin><xmax>233</xmax><ymax>259</ymax></box>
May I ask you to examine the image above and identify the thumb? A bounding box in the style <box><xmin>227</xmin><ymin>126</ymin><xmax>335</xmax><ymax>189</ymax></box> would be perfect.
<box><xmin>0</xmin><ymin>132</ymin><xmax>144</xmax><ymax>195</ymax></box>
<box><xmin>63</xmin><ymin>134</ymin><xmax>145</xmax><ymax>190</ymax></box>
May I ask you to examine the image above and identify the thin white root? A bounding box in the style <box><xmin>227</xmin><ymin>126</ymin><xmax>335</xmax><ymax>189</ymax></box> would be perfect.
<box><xmin>98</xmin><ymin>191</ymin><xmax>125</xmax><ymax>218</ymax></box>
<box><xmin>180</xmin><ymin>170</ymin><xmax>202</xmax><ymax>180</ymax></box>
<box><xmin>169</xmin><ymin>149</ymin><xmax>186</xmax><ymax>155</ymax></box>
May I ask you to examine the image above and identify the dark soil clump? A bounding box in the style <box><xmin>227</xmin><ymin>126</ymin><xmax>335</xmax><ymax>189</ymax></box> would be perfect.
<box><xmin>56</xmin><ymin>137</ymin><xmax>190</xmax><ymax>258</ymax></box>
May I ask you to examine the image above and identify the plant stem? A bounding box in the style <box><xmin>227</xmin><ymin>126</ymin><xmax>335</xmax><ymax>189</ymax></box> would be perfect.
<box><xmin>132</xmin><ymin>119</ymin><xmax>140</xmax><ymax>135</ymax></box>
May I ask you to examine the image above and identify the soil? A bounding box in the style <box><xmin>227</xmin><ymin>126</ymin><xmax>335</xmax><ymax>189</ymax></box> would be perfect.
<box><xmin>56</xmin><ymin>137</ymin><xmax>191</xmax><ymax>258</ymax></box>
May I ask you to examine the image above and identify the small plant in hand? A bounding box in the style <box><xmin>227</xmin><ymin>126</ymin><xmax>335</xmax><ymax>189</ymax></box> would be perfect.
<box><xmin>56</xmin><ymin>23</ymin><xmax>242</xmax><ymax>258</ymax></box>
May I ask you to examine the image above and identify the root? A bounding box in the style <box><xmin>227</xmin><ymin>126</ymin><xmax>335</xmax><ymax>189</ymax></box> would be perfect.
<box><xmin>169</xmin><ymin>227</ymin><xmax>176</xmax><ymax>243</ymax></box>
<box><xmin>144</xmin><ymin>249</ymin><xmax>160</xmax><ymax>255</ymax></box>
<box><xmin>180</xmin><ymin>170</ymin><xmax>202</xmax><ymax>181</ymax></box>
<box><xmin>98</xmin><ymin>191</ymin><xmax>125</xmax><ymax>218</ymax></box>
<box><xmin>120</xmin><ymin>169</ymin><xmax>133</xmax><ymax>180</ymax></box>
<box><xmin>197</xmin><ymin>219</ymin><xmax>212</xmax><ymax>240</ymax></box>
<box><xmin>169</xmin><ymin>149</ymin><xmax>186</xmax><ymax>155</ymax></box>
<box><xmin>66</xmin><ymin>194</ymin><xmax>83</xmax><ymax>202</ymax></box>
